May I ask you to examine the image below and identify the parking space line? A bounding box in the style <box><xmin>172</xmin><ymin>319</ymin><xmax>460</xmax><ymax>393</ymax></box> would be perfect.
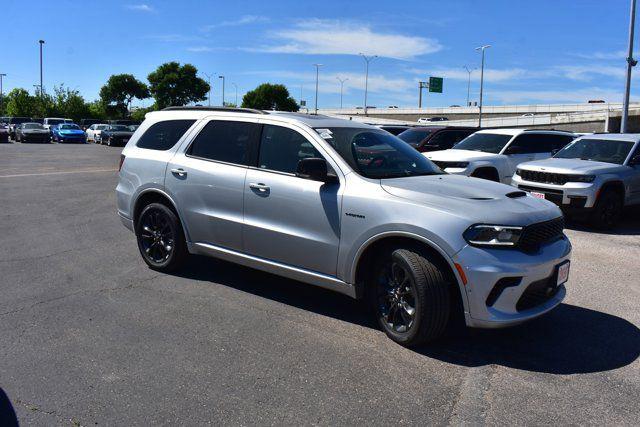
<box><xmin>0</xmin><ymin>169</ymin><xmax>118</xmax><ymax>178</ymax></box>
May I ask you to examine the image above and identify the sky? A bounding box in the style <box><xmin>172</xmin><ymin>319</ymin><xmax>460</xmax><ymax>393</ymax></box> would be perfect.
<box><xmin>2</xmin><ymin>0</ymin><xmax>638</xmax><ymax>109</ymax></box>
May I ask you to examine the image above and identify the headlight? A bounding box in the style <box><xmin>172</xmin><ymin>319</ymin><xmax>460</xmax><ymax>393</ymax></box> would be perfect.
<box><xmin>567</xmin><ymin>174</ymin><xmax>595</xmax><ymax>183</ymax></box>
<box><xmin>463</xmin><ymin>224</ymin><xmax>523</xmax><ymax>247</ymax></box>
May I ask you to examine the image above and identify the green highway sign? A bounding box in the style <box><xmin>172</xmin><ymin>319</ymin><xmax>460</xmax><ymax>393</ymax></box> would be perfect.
<box><xmin>429</xmin><ymin>76</ymin><xmax>443</xmax><ymax>93</ymax></box>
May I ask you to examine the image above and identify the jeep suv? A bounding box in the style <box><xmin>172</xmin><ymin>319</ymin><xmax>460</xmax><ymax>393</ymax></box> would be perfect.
<box><xmin>116</xmin><ymin>107</ymin><xmax>572</xmax><ymax>346</ymax></box>
<box><xmin>426</xmin><ymin>129</ymin><xmax>575</xmax><ymax>183</ymax></box>
<box><xmin>513</xmin><ymin>133</ymin><xmax>640</xmax><ymax>229</ymax></box>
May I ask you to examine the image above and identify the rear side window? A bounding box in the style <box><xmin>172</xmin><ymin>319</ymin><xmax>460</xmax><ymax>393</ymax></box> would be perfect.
<box><xmin>508</xmin><ymin>134</ymin><xmax>555</xmax><ymax>154</ymax></box>
<box><xmin>188</xmin><ymin>120</ymin><xmax>261</xmax><ymax>165</ymax></box>
<box><xmin>136</xmin><ymin>120</ymin><xmax>195</xmax><ymax>151</ymax></box>
<box><xmin>428</xmin><ymin>130</ymin><xmax>472</xmax><ymax>149</ymax></box>
<box><xmin>258</xmin><ymin>125</ymin><xmax>322</xmax><ymax>173</ymax></box>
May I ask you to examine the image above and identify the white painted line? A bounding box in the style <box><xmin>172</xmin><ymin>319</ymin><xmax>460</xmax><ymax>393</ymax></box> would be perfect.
<box><xmin>0</xmin><ymin>169</ymin><xmax>118</xmax><ymax>178</ymax></box>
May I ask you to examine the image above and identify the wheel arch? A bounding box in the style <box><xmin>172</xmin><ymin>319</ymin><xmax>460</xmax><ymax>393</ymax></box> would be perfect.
<box><xmin>599</xmin><ymin>180</ymin><xmax>625</xmax><ymax>200</ymax></box>
<box><xmin>470</xmin><ymin>165</ymin><xmax>500</xmax><ymax>182</ymax></box>
<box><xmin>351</xmin><ymin>232</ymin><xmax>468</xmax><ymax>316</ymax></box>
<box><xmin>132</xmin><ymin>188</ymin><xmax>191</xmax><ymax>242</ymax></box>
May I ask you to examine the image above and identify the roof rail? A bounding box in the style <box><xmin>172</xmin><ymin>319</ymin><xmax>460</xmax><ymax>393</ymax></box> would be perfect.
<box><xmin>162</xmin><ymin>106</ymin><xmax>268</xmax><ymax>115</ymax></box>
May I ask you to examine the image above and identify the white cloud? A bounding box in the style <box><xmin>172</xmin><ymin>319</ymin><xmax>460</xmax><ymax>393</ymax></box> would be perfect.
<box><xmin>201</xmin><ymin>15</ymin><xmax>269</xmax><ymax>31</ymax></box>
<box><xmin>253</xmin><ymin>19</ymin><xmax>442</xmax><ymax>60</ymax></box>
<box><xmin>570</xmin><ymin>50</ymin><xmax>627</xmax><ymax>60</ymax></box>
<box><xmin>408</xmin><ymin>67</ymin><xmax>530</xmax><ymax>83</ymax></box>
<box><xmin>126</xmin><ymin>4</ymin><xmax>154</xmax><ymax>12</ymax></box>
<box><xmin>145</xmin><ymin>34</ymin><xmax>203</xmax><ymax>42</ymax></box>
<box><xmin>187</xmin><ymin>46</ymin><xmax>213</xmax><ymax>52</ymax></box>
<box><xmin>554</xmin><ymin>65</ymin><xmax>626</xmax><ymax>81</ymax></box>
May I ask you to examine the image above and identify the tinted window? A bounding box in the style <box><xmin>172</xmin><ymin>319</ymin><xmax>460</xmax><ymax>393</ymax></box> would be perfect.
<box><xmin>507</xmin><ymin>134</ymin><xmax>548</xmax><ymax>154</ymax></box>
<box><xmin>428</xmin><ymin>130</ymin><xmax>473</xmax><ymax>149</ymax></box>
<box><xmin>398</xmin><ymin>128</ymin><xmax>434</xmax><ymax>147</ymax></box>
<box><xmin>188</xmin><ymin>120</ymin><xmax>261</xmax><ymax>165</ymax></box>
<box><xmin>259</xmin><ymin>125</ymin><xmax>322</xmax><ymax>173</ymax></box>
<box><xmin>554</xmin><ymin>138</ymin><xmax>635</xmax><ymax>165</ymax></box>
<box><xmin>137</xmin><ymin>120</ymin><xmax>195</xmax><ymax>151</ymax></box>
<box><xmin>314</xmin><ymin>127</ymin><xmax>442</xmax><ymax>179</ymax></box>
<box><xmin>454</xmin><ymin>133</ymin><xmax>512</xmax><ymax>153</ymax></box>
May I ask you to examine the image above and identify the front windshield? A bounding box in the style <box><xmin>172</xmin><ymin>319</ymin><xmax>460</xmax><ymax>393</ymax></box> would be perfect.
<box><xmin>397</xmin><ymin>128</ymin><xmax>435</xmax><ymax>147</ymax></box>
<box><xmin>23</xmin><ymin>123</ymin><xmax>44</xmax><ymax>129</ymax></box>
<box><xmin>96</xmin><ymin>125</ymin><xmax>108</xmax><ymax>130</ymax></box>
<box><xmin>60</xmin><ymin>124</ymin><xmax>80</xmax><ymax>130</ymax></box>
<box><xmin>109</xmin><ymin>125</ymin><xmax>129</xmax><ymax>131</ymax></box>
<box><xmin>454</xmin><ymin>133</ymin><xmax>513</xmax><ymax>154</ymax></box>
<box><xmin>554</xmin><ymin>138</ymin><xmax>635</xmax><ymax>165</ymax></box>
<box><xmin>314</xmin><ymin>127</ymin><xmax>443</xmax><ymax>179</ymax></box>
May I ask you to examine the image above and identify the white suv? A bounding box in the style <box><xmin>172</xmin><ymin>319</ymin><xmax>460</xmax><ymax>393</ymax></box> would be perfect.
<box><xmin>425</xmin><ymin>129</ymin><xmax>575</xmax><ymax>184</ymax></box>
<box><xmin>116</xmin><ymin>107</ymin><xmax>571</xmax><ymax>347</ymax></box>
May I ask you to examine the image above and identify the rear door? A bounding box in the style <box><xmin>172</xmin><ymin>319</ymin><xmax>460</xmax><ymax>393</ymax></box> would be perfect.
<box><xmin>165</xmin><ymin>118</ymin><xmax>261</xmax><ymax>251</ymax></box>
<box><xmin>242</xmin><ymin>122</ymin><xmax>342</xmax><ymax>276</ymax></box>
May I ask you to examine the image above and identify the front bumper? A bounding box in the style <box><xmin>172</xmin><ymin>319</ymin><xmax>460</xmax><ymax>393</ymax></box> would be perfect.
<box><xmin>512</xmin><ymin>174</ymin><xmax>597</xmax><ymax>209</ymax></box>
<box><xmin>453</xmin><ymin>236</ymin><xmax>571</xmax><ymax>328</ymax></box>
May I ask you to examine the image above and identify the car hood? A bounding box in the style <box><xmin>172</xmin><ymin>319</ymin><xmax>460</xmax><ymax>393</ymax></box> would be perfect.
<box><xmin>518</xmin><ymin>158</ymin><xmax>627</xmax><ymax>175</ymax></box>
<box><xmin>425</xmin><ymin>149</ymin><xmax>502</xmax><ymax>162</ymax></box>
<box><xmin>381</xmin><ymin>174</ymin><xmax>561</xmax><ymax>225</ymax></box>
<box><xmin>23</xmin><ymin>129</ymin><xmax>49</xmax><ymax>133</ymax></box>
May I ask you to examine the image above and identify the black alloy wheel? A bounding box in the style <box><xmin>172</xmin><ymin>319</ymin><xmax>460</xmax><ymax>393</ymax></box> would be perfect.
<box><xmin>377</xmin><ymin>261</ymin><xmax>417</xmax><ymax>333</ymax></box>
<box><xmin>135</xmin><ymin>203</ymin><xmax>188</xmax><ymax>271</ymax></box>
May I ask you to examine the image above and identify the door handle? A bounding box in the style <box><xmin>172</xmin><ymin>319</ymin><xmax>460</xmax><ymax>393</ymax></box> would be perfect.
<box><xmin>249</xmin><ymin>182</ymin><xmax>270</xmax><ymax>192</ymax></box>
<box><xmin>170</xmin><ymin>168</ymin><xmax>187</xmax><ymax>177</ymax></box>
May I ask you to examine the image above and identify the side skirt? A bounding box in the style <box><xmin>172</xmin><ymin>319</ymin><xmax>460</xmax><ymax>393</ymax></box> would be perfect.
<box><xmin>189</xmin><ymin>242</ymin><xmax>357</xmax><ymax>298</ymax></box>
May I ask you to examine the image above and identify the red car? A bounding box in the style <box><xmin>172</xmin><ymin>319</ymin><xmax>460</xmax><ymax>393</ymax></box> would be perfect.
<box><xmin>398</xmin><ymin>126</ymin><xmax>478</xmax><ymax>152</ymax></box>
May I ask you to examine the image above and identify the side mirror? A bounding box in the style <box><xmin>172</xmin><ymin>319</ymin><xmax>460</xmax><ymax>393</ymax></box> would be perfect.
<box><xmin>296</xmin><ymin>158</ymin><xmax>336</xmax><ymax>183</ymax></box>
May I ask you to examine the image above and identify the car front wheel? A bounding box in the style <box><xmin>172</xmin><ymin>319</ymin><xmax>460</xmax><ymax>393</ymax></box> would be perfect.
<box><xmin>135</xmin><ymin>203</ymin><xmax>188</xmax><ymax>272</ymax></box>
<box><xmin>371</xmin><ymin>248</ymin><xmax>451</xmax><ymax>347</ymax></box>
<box><xmin>591</xmin><ymin>190</ymin><xmax>623</xmax><ymax>230</ymax></box>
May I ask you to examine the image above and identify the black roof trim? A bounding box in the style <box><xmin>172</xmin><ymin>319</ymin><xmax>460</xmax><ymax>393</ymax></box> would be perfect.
<box><xmin>162</xmin><ymin>106</ymin><xmax>268</xmax><ymax>115</ymax></box>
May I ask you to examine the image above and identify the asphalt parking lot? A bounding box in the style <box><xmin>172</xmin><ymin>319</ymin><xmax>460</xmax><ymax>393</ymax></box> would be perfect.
<box><xmin>1</xmin><ymin>141</ymin><xmax>639</xmax><ymax>425</ymax></box>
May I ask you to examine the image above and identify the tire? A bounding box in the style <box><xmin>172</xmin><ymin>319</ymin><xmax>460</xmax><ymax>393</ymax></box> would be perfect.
<box><xmin>135</xmin><ymin>203</ymin><xmax>188</xmax><ymax>272</ymax></box>
<box><xmin>370</xmin><ymin>248</ymin><xmax>451</xmax><ymax>347</ymax></box>
<box><xmin>590</xmin><ymin>190</ymin><xmax>623</xmax><ymax>230</ymax></box>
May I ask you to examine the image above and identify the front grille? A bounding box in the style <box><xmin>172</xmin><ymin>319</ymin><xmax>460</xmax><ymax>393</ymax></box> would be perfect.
<box><xmin>516</xmin><ymin>273</ymin><xmax>561</xmax><ymax>311</ymax></box>
<box><xmin>519</xmin><ymin>169</ymin><xmax>570</xmax><ymax>185</ymax></box>
<box><xmin>518</xmin><ymin>217</ymin><xmax>565</xmax><ymax>253</ymax></box>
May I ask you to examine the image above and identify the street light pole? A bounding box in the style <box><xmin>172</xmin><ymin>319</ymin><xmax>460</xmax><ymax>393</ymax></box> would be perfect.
<box><xmin>0</xmin><ymin>73</ymin><xmax>6</xmax><ymax>114</ymax></box>
<box><xmin>232</xmin><ymin>83</ymin><xmax>238</xmax><ymax>106</ymax></box>
<box><xmin>313</xmin><ymin>64</ymin><xmax>323</xmax><ymax>114</ymax></box>
<box><xmin>38</xmin><ymin>40</ymin><xmax>45</xmax><ymax>97</ymax></box>
<box><xmin>360</xmin><ymin>54</ymin><xmax>377</xmax><ymax>115</ymax></box>
<box><xmin>336</xmin><ymin>76</ymin><xmax>349</xmax><ymax>109</ymax></box>
<box><xmin>622</xmin><ymin>0</ymin><xmax>637</xmax><ymax>133</ymax></box>
<box><xmin>218</xmin><ymin>75</ymin><xmax>225</xmax><ymax>106</ymax></box>
<box><xmin>463</xmin><ymin>65</ymin><xmax>476</xmax><ymax>107</ymax></box>
<box><xmin>203</xmin><ymin>73</ymin><xmax>213</xmax><ymax>106</ymax></box>
<box><xmin>475</xmin><ymin>45</ymin><xmax>491</xmax><ymax>127</ymax></box>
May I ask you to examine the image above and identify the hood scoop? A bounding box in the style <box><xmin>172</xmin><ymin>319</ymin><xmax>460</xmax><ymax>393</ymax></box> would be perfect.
<box><xmin>506</xmin><ymin>191</ymin><xmax>527</xmax><ymax>198</ymax></box>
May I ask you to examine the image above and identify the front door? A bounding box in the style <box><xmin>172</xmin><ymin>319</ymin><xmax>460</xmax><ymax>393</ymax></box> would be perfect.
<box><xmin>242</xmin><ymin>123</ymin><xmax>342</xmax><ymax>276</ymax></box>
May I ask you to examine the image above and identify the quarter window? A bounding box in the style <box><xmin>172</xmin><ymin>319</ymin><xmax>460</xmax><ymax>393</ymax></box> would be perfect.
<box><xmin>188</xmin><ymin>120</ymin><xmax>261</xmax><ymax>165</ymax></box>
<box><xmin>258</xmin><ymin>125</ymin><xmax>322</xmax><ymax>174</ymax></box>
<box><xmin>137</xmin><ymin>120</ymin><xmax>196</xmax><ymax>151</ymax></box>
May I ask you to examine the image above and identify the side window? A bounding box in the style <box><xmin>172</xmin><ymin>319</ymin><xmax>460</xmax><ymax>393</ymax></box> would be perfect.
<box><xmin>430</xmin><ymin>130</ymin><xmax>471</xmax><ymax>149</ymax></box>
<box><xmin>258</xmin><ymin>125</ymin><xmax>323</xmax><ymax>174</ymax></box>
<box><xmin>508</xmin><ymin>134</ymin><xmax>549</xmax><ymax>154</ymax></box>
<box><xmin>552</xmin><ymin>135</ymin><xmax>575</xmax><ymax>151</ymax></box>
<box><xmin>136</xmin><ymin>119</ymin><xmax>196</xmax><ymax>151</ymax></box>
<box><xmin>188</xmin><ymin>120</ymin><xmax>261</xmax><ymax>165</ymax></box>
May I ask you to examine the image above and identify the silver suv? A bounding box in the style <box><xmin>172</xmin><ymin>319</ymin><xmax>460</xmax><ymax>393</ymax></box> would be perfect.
<box><xmin>116</xmin><ymin>107</ymin><xmax>572</xmax><ymax>346</ymax></box>
<box><xmin>513</xmin><ymin>133</ymin><xmax>640</xmax><ymax>229</ymax></box>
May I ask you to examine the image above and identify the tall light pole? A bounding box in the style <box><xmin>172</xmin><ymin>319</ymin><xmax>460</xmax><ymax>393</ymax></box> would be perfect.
<box><xmin>313</xmin><ymin>64</ymin><xmax>323</xmax><ymax>114</ymax></box>
<box><xmin>232</xmin><ymin>83</ymin><xmax>238</xmax><ymax>106</ymax></box>
<box><xmin>475</xmin><ymin>45</ymin><xmax>491</xmax><ymax>127</ymax></box>
<box><xmin>0</xmin><ymin>73</ymin><xmax>6</xmax><ymax>114</ymax></box>
<box><xmin>218</xmin><ymin>75</ymin><xmax>225</xmax><ymax>106</ymax></box>
<box><xmin>463</xmin><ymin>65</ymin><xmax>476</xmax><ymax>107</ymax></box>
<box><xmin>336</xmin><ymin>76</ymin><xmax>349</xmax><ymax>109</ymax></box>
<box><xmin>38</xmin><ymin>40</ymin><xmax>45</xmax><ymax>97</ymax></box>
<box><xmin>360</xmin><ymin>53</ymin><xmax>377</xmax><ymax>115</ymax></box>
<box><xmin>622</xmin><ymin>0</ymin><xmax>637</xmax><ymax>133</ymax></box>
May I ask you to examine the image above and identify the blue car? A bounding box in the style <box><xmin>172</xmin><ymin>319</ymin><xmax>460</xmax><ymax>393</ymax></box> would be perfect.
<box><xmin>51</xmin><ymin>123</ymin><xmax>87</xmax><ymax>143</ymax></box>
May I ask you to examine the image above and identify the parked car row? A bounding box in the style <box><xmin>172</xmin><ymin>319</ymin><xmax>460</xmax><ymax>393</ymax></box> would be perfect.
<box><xmin>0</xmin><ymin>117</ymin><xmax>139</xmax><ymax>145</ymax></box>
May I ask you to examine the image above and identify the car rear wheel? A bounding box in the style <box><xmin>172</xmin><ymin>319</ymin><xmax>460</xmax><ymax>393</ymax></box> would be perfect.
<box><xmin>135</xmin><ymin>203</ymin><xmax>188</xmax><ymax>272</ymax></box>
<box><xmin>370</xmin><ymin>249</ymin><xmax>451</xmax><ymax>347</ymax></box>
<box><xmin>591</xmin><ymin>190</ymin><xmax>623</xmax><ymax>230</ymax></box>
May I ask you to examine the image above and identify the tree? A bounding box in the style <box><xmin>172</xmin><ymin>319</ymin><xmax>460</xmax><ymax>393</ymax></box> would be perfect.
<box><xmin>241</xmin><ymin>84</ymin><xmax>298</xmax><ymax>111</ymax></box>
<box><xmin>5</xmin><ymin>88</ymin><xmax>37</xmax><ymax>117</ymax></box>
<box><xmin>99</xmin><ymin>74</ymin><xmax>150</xmax><ymax>118</ymax></box>
<box><xmin>53</xmin><ymin>85</ymin><xmax>91</xmax><ymax>122</ymax></box>
<box><xmin>147</xmin><ymin>62</ymin><xmax>209</xmax><ymax>109</ymax></box>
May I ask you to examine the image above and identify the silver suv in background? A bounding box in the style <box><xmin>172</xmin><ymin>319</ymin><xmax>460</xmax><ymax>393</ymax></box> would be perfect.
<box><xmin>116</xmin><ymin>107</ymin><xmax>571</xmax><ymax>347</ymax></box>
<box><xmin>425</xmin><ymin>129</ymin><xmax>575</xmax><ymax>183</ymax></box>
<box><xmin>513</xmin><ymin>134</ymin><xmax>640</xmax><ymax>229</ymax></box>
